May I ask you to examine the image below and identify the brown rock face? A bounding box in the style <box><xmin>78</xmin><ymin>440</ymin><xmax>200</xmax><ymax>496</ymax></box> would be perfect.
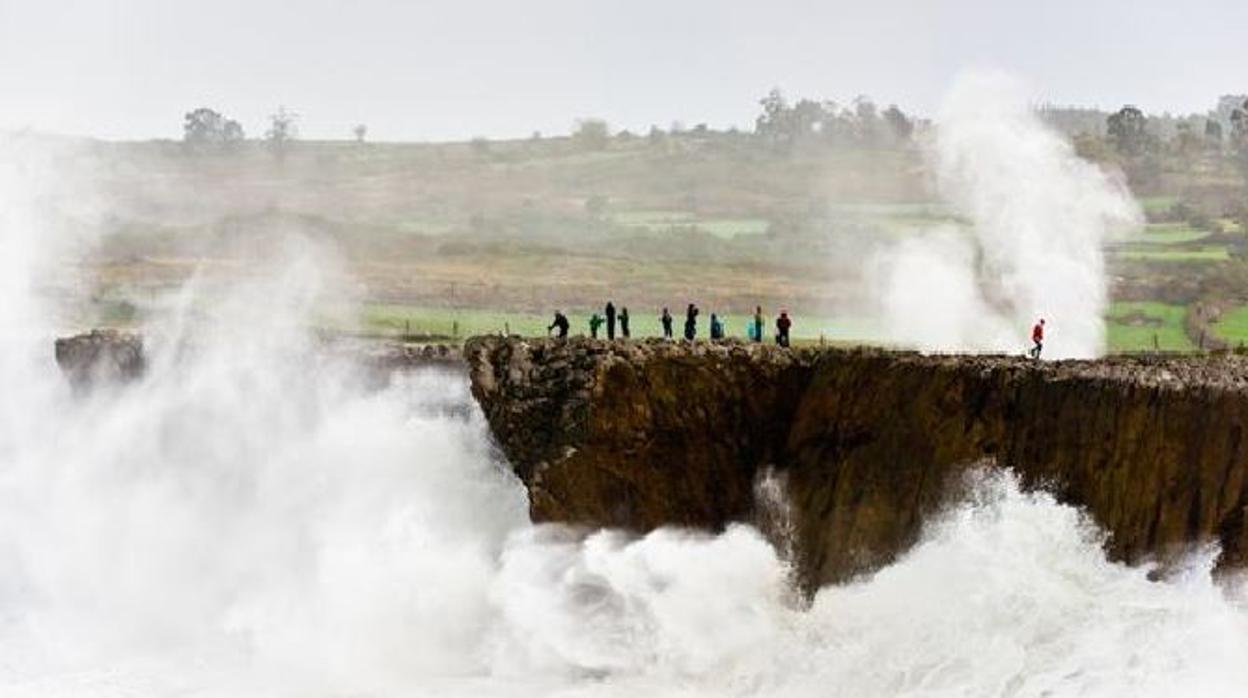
<box><xmin>466</xmin><ymin>336</ymin><xmax>1248</xmax><ymax>589</ymax></box>
<box><xmin>54</xmin><ymin>330</ymin><xmax>146</xmax><ymax>389</ymax></box>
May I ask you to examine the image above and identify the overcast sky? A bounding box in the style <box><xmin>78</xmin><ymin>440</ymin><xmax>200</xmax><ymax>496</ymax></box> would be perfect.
<box><xmin>1</xmin><ymin>0</ymin><xmax>1245</xmax><ymax>142</ymax></box>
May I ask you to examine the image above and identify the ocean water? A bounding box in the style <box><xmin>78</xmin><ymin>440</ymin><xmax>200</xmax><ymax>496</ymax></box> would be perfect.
<box><xmin>2</xmin><ymin>311</ymin><xmax>1248</xmax><ymax>697</ymax></box>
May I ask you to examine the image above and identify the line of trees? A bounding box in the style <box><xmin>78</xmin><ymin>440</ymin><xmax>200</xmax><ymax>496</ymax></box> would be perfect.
<box><xmin>1100</xmin><ymin>97</ymin><xmax>1248</xmax><ymax>179</ymax></box>
<box><xmin>753</xmin><ymin>89</ymin><xmax>916</xmax><ymax>153</ymax></box>
<box><xmin>178</xmin><ymin>91</ymin><xmax>1248</xmax><ymax>172</ymax></box>
<box><xmin>180</xmin><ymin>105</ymin><xmax>304</xmax><ymax>158</ymax></box>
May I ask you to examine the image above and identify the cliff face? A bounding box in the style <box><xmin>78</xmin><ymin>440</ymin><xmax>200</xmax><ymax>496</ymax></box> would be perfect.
<box><xmin>466</xmin><ymin>336</ymin><xmax>1248</xmax><ymax>589</ymax></box>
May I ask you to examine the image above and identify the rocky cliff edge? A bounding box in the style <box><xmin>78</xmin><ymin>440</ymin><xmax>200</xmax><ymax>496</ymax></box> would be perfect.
<box><xmin>466</xmin><ymin>336</ymin><xmax>1248</xmax><ymax>590</ymax></box>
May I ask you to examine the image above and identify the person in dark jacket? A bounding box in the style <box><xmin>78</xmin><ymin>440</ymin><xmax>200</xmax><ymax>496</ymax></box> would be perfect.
<box><xmin>710</xmin><ymin>313</ymin><xmax>724</xmax><ymax>340</ymax></box>
<box><xmin>775</xmin><ymin>310</ymin><xmax>792</xmax><ymax>347</ymax></box>
<box><xmin>661</xmin><ymin>307</ymin><xmax>673</xmax><ymax>339</ymax></box>
<box><xmin>620</xmin><ymin>307</ymin><xmax>630</xmax><ymax>338</ymax></box>
<box><xmin>547</xmin><ymin>311</ymin><xmax>569</xmax><ymax>338</ymax></box>
<box><xmin>684</xmin><ymin>304</ymin><xmax>699</xmax><ymax>340</ymax></box>
<box><xmin>605</xmin><ymin>301</ymin><xmax>616</xmax><ymax>340</ymax></box>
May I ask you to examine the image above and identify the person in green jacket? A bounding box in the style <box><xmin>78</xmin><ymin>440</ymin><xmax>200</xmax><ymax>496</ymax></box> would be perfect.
<box><xmin>589</xmin><ymin>313</ymin><xmax>605</xmax><ymax>339</ymax></box>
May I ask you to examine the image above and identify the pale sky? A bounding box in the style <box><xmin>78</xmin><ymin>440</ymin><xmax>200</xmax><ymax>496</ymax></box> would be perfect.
<box><xmin>0</xmin><ymin>0</ymin><xmax>1244</xmax><ymax>142</ymax></box>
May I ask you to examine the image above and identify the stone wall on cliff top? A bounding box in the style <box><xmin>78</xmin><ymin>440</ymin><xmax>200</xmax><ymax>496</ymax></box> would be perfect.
<box><xmin>465</xmin><ymin>335</ymin><xmax>1248</xmax><ymax>590</ymax></box>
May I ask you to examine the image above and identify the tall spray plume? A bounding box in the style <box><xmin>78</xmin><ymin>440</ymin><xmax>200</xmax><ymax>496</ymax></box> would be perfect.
<box><xmin>873</xmin><ymin>73</ymin><xmax>1141</xmax><ymax>358</ymax></box>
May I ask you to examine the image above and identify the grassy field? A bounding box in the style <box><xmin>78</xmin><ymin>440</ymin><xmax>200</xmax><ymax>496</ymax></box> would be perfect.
<box><xmin>1138</xmin><ymin>195</ymin><xmax>1180</xmax><ymax>216</ymax></box>
<box><xmin>63</xmin><ymin>135</ymin><xmax>1248</xmax><ymax>358</ymax></box>
<box><xmin>611</xmin><ymin>210</ymin><xmax>770</xmax><ymax>239</ymax></box>
<box><xmin>1117</xmin><ymin>245</ymin><xmax>1230</xmax><ymax>262</ymax></box>
<box><xmin>355</xmin><ymin>303</ymin><xmax>881</xmax><ymax>342</ymax></box>
<box><xmin>363</xmin><ymin>301</ymin><xmax>1203</xmax><ymax>352</ymax></box>
<box><xmin>359</xmin><ymin>304</ymin><xmax>551</xmax><ymax>337</ymax></box>
<box><xmin>1105</xmin><ymin>301</ymin><xmax>1194</xmax><ymax>352</ymax></box>
<box><xmin>1212</xmin><ymin>305</ymin><xmax>1248</xmax><ymax>345</ymax></box>
<box><xmin>1137</xmin><ymin>223</ymin><xmax>1210</xmax><ymax>245</ymax></box>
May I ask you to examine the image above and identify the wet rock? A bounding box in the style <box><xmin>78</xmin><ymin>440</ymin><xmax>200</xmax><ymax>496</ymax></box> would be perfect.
<box><xmin>54</xmin><ymin>330</ymin><xmax>146</xmax><ymax>390</ymax></box>
<box><xmin>54</xmin><ymin>331</ymin><xmax>467</xmax><ymax>393</ymax></box>
<box><xmin>466</xmin><ymin>336</ymin><xmax>1248</xmax><ymax>591</ymax></box>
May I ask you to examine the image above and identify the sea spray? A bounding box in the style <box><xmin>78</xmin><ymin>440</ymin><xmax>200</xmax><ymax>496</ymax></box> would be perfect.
<box><xmin>873</xmin><ymin>72</ymin><xmax>1141</xmax><ymax>358</ymax></box>
<box><xmin>4</xmin><ymin>89</ymin><xmax>1248</xmax><ymax>698</ymax></box>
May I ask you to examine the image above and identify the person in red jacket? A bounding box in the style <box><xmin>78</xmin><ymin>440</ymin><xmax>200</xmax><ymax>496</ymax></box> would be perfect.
<box><xmin>1029</xmin><ymin>318</ymin><xmax>1045</xmax><ymax>359</ymax></box>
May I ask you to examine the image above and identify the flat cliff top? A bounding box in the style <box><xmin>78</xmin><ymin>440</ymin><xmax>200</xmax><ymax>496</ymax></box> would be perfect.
<box><xmin>465</xmin><ymin>335</ymin><xmax>1248</xmax><ymax>393</ymax></box>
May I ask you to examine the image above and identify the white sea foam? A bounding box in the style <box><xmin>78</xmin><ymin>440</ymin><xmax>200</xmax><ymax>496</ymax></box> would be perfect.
<box><xmin>2</xmin><ymin>93</ymin><xmax>1245</xmax><ymax>697</ymax></box>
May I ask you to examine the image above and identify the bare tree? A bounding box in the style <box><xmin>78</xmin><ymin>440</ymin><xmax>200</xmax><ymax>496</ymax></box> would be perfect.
<box><xmin>352</xmin><ymin>123</ymin><xmax>367</xmax><ymax>143</ymax></box>
<box><xmin>266</xmin><ymin>106</ymin><xmax>299</xmax><ymax>160</ymax></box>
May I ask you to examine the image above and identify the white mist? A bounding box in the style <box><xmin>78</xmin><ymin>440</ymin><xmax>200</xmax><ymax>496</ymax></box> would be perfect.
<box><xmin>3</xmin><ymin>91</ymin><xmax>1247</xmax><ymax>698</ymax></box>
<box><xmin>874</xmin><ymin>72</ymin><xmax>1141</xmax><ymax>358</ymax></box>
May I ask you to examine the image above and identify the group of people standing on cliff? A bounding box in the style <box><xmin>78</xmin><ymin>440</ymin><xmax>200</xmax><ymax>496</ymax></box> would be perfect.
<box><xmin>547</xmin><ymin>302</ymin><xmax>792</xmax><ymax>346</ymax></box>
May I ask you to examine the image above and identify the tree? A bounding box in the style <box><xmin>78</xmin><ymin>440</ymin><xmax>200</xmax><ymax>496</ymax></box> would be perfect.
<box><xmin>573</xmin><ymin>119</ymin><xmax>610</xmax><ymax>151</ymax></box>
<box><xmin>1107</xmin><ymin>105</ymin><xmax>1147</xmax><ymax>156</ymax></box>
<box><xmin>353</xmin><ymin>124</ymin><xmax>367</xmax><ymax>143</ymax></box>
<box><xmin>853</xmin><ymin>96</ymin><xmax>881</xmax><ymax>145</ymax></box>
<box><xmin>882</xmin><ymin>105</ymin><xmax>914</xmax><ymax>143</ymax></box>
<box><xmin>182</xmin><ymin>107</ymin><xmax>245</xmax><ymax>153</ymax></box>
<box><xmin>1231</xmin><ymin>98</ymin><xmax>1248</xmax><ymax>146</ymax></box>
<box><xmin>221</xmin><ymin>119</ymin><xmax>244</xmax><ymax>150</ymax></box>
<box><xmin>647</xmin><ymin>125</ymin><xmax>666</xmax><ymax>149</ymax></box>
<box><xmin>755</xmin><ymin>88</ymin><xmax>788</xmax><ymax>134</ymax></box>
<box><xmin>1173</xmin><ymin>121</ymin><xmax>1201</xmax><ymax>158</ymax></box>
<box><xmin>1205</xmin><ymin>119</ymin><xmax>1224</xmax><ymax>148</ymax></box>
<box><xmin>265</xmin><ymin>106</ymin><xmax>298</xmax><ymax>160</ymax></box>
<box><xmin>1230</xmin><ymin>98</ymin><xmax>1248</xmax><ymax>179</ymax></box>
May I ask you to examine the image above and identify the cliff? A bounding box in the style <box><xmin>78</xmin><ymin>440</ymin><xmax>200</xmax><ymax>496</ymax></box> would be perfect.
<box><xmin>466</xmin><ymin>336</ymin><xmax>1248</xmax><ymax>589</ymax></box>
<box><xmin>53</xmin><ymin>331</ymin><xmax>463</xmax><ymax>391</ymax></box>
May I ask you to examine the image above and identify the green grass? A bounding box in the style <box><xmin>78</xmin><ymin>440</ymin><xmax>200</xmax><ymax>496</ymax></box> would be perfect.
<box><xmin>1212</xmin><ymin>305</ymin><xmax>1248</xmax><ymax>344</ymax></box>
<box><xmin>1118</xmin><ymin>245</ymin><xmax>1230</xmax><ymax>262</ymax></box>
<box><xmin>359</xmin><ymin>304</ymin><xmax>552</xmax><ymax>338</ymax></box>
<box><xmin>1105</xmin><ymin>301</ymin><xmax>1194</xmax><ymax>352</ymax></box>
<box><xmin>695</xmin><ymin>218</ymin><xmax>770</xmax><ymax>238</ymax></box>
<box><xmin>612</xmin><ymin>210</ymin><xmax>769</xmax><ymax>239</ymax></box>
<box><xmin>354</xmin><ymin>303</ymin><xmax>882</xmax><ymax>341</ymax></box>
<box><xmin>362</xmin><ymin>301</ymin><xmax>1205</xmax><ymax>353</ymax></box>
<box><xmin>1138</xmin><ymin>223</ymin><xmax>1210</xmax><ymax>245</ymax></box>
<box><xmin>825</xmin><ymin>202</ymin><xmax>952</xmax><ymax>217</ymax></box>
<box><xmin>612</xmin><ymin>210</ymin><xmax>694</xmax><ymax>226</ymax></box>
<box><xmin>1138</xmin><ymin>195</ymin><xmax>1179</xmax><ymax>215</ymax></box>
